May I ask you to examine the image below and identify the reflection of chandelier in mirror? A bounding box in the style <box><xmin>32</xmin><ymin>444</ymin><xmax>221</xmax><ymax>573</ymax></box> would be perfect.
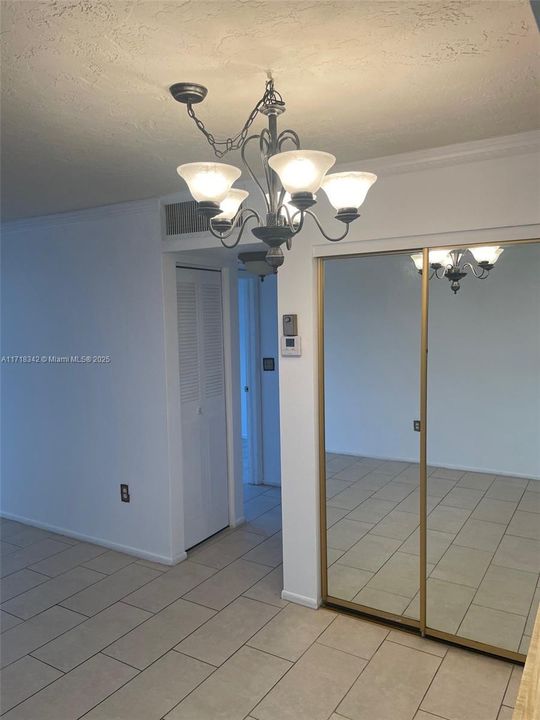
<box><xmin>238</xmin><ymin>251</ymin><xmax>275</xmax><ymax>281</ymax></box>
<box><xmin>410</xmin><ymin>247</ymin><xmax>504</xmax><ymax>294</ymax></box>
<box><xmin>170</xmin><ymin>79</ymin><xmax>377</xmax><ymax>269</ymax></box>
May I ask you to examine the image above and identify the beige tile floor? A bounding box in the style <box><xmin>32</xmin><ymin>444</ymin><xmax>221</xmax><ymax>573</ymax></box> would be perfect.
<box><xmin>0</xmin><ymin>484</ymin><xmax>522</xmax><ymax>719</ymax></box>
<box><xmin>326</xmin><ymin>452</ymin><xmax>540</xmax><ymax>654</ymax></box>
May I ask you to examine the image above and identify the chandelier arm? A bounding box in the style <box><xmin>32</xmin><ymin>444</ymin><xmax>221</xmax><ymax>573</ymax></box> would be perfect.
<box><xmin>241</xmin><ymin>134</ymin><xmax>271</xmax><ymax>213</ymax></box>
<box><xmin>210</xmin><ymin>210</ymin><xmax>261</xmax><ymax>249</ymax></box>
<box><xmin>277</xmin><ymin>129</ymin><xmax>301</xmax><ymax>152</ymax></box>
<box><xmin>463</xmin><ymin>262</ymin><xmax>489</xmax><ymax>279</ymax></box>
<box><xmin>259</xmin><ymin>129</ymin><xmax>274</xmax><ymax>212</ymax></box>
<box><xmin>435</xmin><ymin>267</ymin><xmax>447</xmax><ymax>279</ymax></box>
<box><xmin>303</xmin><ymin>209</ymin><xmax>351</xmax><ymax>242</ymax></box>
<box><xmin>276</xmin><ymin>203</ymin><xmax>303</xmax><ymax>233</ymax></box>
<box><xmin>209</xmin><ymin>208</ymin><xmax>261</xmax><ymax>241</ymax></box>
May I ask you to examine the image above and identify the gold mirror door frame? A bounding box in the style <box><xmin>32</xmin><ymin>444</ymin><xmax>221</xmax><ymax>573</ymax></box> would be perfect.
<box><xmin>318</xmin><ymin>249</ymin><xmax>423</xmax><ymax>631</ymax></box>
<box><xmin>318</xmin><ymin>240</ymin><xmax>539</xmax><ymax>664</ymax></box>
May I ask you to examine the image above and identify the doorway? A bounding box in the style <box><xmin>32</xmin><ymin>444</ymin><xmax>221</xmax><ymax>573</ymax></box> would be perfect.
<box><xmin>319</xmin><ymin>239</ymin><xmax>540</xmax><ymax>663</ymax></box>
<box><xmin>238</xmin><ymin>271</ymin><xmax>281</xmax><ymax>515</ymax></box>
<box><xmin>238</xmin><ymin>275</ymin><xmax>263</xmax><ymax>487</ymax></box>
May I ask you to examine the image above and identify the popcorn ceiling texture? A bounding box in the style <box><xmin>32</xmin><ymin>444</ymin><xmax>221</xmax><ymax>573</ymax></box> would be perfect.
<box><xmin>1</xmin><ymin>0</ymin><xmax>538</xmax><ymax>219</ymax></box>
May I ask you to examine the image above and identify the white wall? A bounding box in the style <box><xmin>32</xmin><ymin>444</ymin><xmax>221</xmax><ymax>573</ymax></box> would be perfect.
<box><xmin>277</xmin><ymin>133</ymin><xmax>540</xmax><ymax>607</ymax></box>
<box><xmin>324</xmin><ymin>254</ymin><xmax>421</xmax><ymax>462</ymax></box>
<box><xmin>259</xmin><ymin>275</ymin><xmax>281</xmax><ymax>486</ymax></box>
<box><xmin>1</xmin><ymin>200</ymin><xmax>179</xmax><ymax>563</ymax></box>
<box><xmin>324</xmin><ymin>245</ymin><xmax>540</xmax><ymax>478</ymax></box>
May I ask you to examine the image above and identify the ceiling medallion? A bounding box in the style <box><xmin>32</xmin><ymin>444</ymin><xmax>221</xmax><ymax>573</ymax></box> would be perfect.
<box><xmin>411</xmin><ymin>247</ymin><xmax>504</xmax><ymax>294</ymax></box>
<box><xmin>170</xmin><ymin>78</ymin><xmax>377</xmax><ymax>268</ymax></box>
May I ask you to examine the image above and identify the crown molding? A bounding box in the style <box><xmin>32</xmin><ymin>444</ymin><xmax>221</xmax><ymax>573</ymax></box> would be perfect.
<box><xmin>4</xmin><ymin>132</ymin><xmax>538</xmax><ymax>232</ymax></box>
<box><xmin>2</xmin><ymin>197</ymin><xmax>160</xmax><ymax>234</ymax></box>
<box><xmin>338</xmin><ymin>130</ymin><xmax>540</xmax><ymax>176</ymax></box>
<box><xmin>161</xmin><ymin>131</ymin><xmax>540</xmax><ymax>210</ymax></box>
<box><xmin>312</xmin><ymin>223</ymin><xmax>540</xmax><ymax>258</ymax></box>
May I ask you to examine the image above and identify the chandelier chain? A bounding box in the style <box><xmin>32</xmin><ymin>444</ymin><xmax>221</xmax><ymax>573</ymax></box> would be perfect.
<box><xmin>186</xmin><ymin>79</ymin><xmax>284</xmax><ymax>158</ymax></box>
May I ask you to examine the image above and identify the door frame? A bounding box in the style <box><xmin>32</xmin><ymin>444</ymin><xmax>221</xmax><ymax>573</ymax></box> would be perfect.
<box><xmin>238</xmin><ymin>274</ymin><xmax>264</xmax><ymax>486</ymax></box>
<box><xmin>175</xmin><ymin>265</ymin><xmax>229</xmax><ymax>549</ymax></box>
<box><xmin>317</xmin><ymin>237</ymin><xmax>539</xmax><ymax>664</ymax></box>
<box><xmin>162</xmin><ymin>253</ymin><xmax>245</xmax><ymax>564</ymax></box>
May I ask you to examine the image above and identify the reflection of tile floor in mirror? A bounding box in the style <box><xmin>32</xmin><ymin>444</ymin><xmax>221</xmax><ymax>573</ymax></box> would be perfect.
<box><xmin>326</xmin><ymin>453</ymin><xmax>539</xmax><ymax>654</ymax></box>
<box><xmin>0</xmin><ymin>484</ymin><xmax>522</xmax><ymax>720</ymax></box>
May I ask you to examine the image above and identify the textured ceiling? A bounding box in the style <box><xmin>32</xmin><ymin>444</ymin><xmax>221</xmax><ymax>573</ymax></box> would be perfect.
<box><xmin>1</xmin><ymin>0</ymin><xmax>538</xmax><ymax>220</ymax></box>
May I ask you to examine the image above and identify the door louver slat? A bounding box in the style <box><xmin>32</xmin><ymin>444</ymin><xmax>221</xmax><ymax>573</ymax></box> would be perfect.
<box><xmin>177</xmin><ymin>282</ymin><xmax>200</xmax><ymax>403</ymax></box>
<box><xmin>201</xmin><ymin>283</ymin><xmax>224</xmax><ymax>399</ymax></box>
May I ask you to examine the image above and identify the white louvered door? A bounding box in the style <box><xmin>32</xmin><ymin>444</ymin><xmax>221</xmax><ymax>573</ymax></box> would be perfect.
<box><xmin>176</xmin><ymin>268</ymin><xmax>229</xmax><ymax>549</ymax></box>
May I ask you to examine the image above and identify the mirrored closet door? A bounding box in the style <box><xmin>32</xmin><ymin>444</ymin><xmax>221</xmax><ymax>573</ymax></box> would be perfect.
<box><xmin>322</xmin><ymin>251</ymin><xmax>422</xmax><ymax>625</ymax></box>
<box><xmin>425</xmin><ymin>240</ymin><xmax>540</xmax><ymax>657</ymax></box>
<box><xmin>320</xmin><ymin>239</ymin><xmax>540</xmax><ymax>662</ymax></box>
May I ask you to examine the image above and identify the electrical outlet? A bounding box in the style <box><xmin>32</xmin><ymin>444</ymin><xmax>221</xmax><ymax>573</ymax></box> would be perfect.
<box><xmin>413</xmin><ymin>420</ymin><xmax>421</xmax><ymax>432</ymax></box>
<box><xmin>120</xmin><ymin>484</ymin><xmax>130</xmax><ymax>503</ymax></box>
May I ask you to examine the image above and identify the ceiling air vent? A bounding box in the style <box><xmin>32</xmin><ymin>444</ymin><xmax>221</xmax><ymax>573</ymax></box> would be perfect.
<box><xmin>164</xmin><ymin>201</ymin><xmax>210</xmax><ymax>235</ymax></box>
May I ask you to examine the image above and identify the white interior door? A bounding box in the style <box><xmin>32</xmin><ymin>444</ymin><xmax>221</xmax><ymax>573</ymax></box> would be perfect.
<box><xmin>176</xmin><ymin>267</ymin><xmax>229</xmax><ymax>549</ymax></box>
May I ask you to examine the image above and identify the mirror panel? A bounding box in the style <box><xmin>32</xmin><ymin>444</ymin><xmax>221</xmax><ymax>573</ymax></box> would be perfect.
<box><xmin>426</xmin><ymin>241</ymin><xmax>540</xmax><ymax>654</ymax></box>
<box><xmin>323</xmin><ymin>252</ymin><xmax>422</xmax><ymax>621</ymax></box>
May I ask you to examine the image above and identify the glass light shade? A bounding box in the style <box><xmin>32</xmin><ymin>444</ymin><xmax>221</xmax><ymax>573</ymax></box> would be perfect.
<box><xmin>214</xmin><ymin>189</ymin><xmax>249</xmax><ymax>220</ymax></box>
<box><xmin>267</xmin><ymin>150</ymin><xmax>335</xmax><ymax>194</ymax></box>
<box><xmin>429</xmin><ymin>249</ymin><xmax>452</xmax><ymax>267</ymax></box>
<box><xmin>243</xmin><ymin>260</ymin><xmax>274</xmax><ymax>277</ymax></box>
<box><xmin>469</xmin><ymin>246</ymin><xmax>503</xmax><ymax>265</ymax></box>
<box><xmin>321</xmin><ymin>171</ymin><xmax>377</xmax><ymax>210</ymax></box>
<box><xmin>177</xmin><ymin>162</ymin><xmax>241</xmax><ymax>203</ymax></box>
<box><xmin>411</xmin><ymin>253</ymin><xmax>424</xmax><ymax>271</ymax></box>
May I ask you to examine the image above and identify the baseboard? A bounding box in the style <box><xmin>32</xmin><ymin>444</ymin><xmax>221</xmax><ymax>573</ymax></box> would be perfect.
<box><xmin>230</xmin><ymin>515</ymin><xmax>245</xmax><ymax>528</ymax></box>
<box><xmin>0</xmin><ymin>511</ymin><xmax>183</xmax><ymax>566</ymax></box>
<box><xmin>281</xmin><ymin>590</ymin><xmax>320</xmax><ymax>609</ymax></box>
<box><xmin>325</xmin><ymin>450</ymin><xmax>540</xmax><ymax>481</ymax></box>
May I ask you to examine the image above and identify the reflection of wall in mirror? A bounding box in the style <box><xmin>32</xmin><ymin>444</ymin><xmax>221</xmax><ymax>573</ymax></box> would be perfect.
<box><xmin>324</xmin><ymin>243</ymin><xmax>540</xmax><ymax>479</ymax></box>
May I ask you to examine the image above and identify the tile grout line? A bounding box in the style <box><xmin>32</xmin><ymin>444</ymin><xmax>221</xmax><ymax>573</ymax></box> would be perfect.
<box><xmin>244</xmin><ymin>610</ymin><xmax>345</xmax><ymax>718</ymax></box>
<box><xmin>1</xmin><ymin>567</ymin><xmax>77</xmax><ymax>606</ymax></box>
<box><xmin>187</xmin><ymin>528</ymin><xmax>282</xmax><ymax>572</ymax></box>
<box><xmin>0</xmin><ymin>559</ymin><xmax>178</xmax><ymax>671</ymax></box>
<box><xmin>1</xmin><ymin>568</ymin><xmax>109</xmax><ymax>620</ymax></box>
<box><xmin>4</xmin><ymin>524</ymin><xmax>284</xmax><ymax>716</ymax></box>
<box><xmin>22</xmin><ymin>554</ymin><xmax>277</xmax><ymax>676</ymax></box>
<box><xmin>0</xmin><ymin>537</ymin><xmax>89</xmax><ymax>582</ymax></box>
<box><xmin>128</xmin><ymin>600</ymin><xmax>304</xmax><ymax>720</ymax></box>
<box><xmin>455</xmin><ymin>483</ymin><xmax>531</xmax><ymax>648</ymax></box>
<box><xmin>425</xmin><ymin>476</ymin><xmax>522</xmax><ymax>637</ymax></box>
<box><xmin>326</xmin><ymin>459</ymin><xmax>537</xmax><ymax>644</ymax></box>
<box><xmin>2</xmin><ymin>481</ymin><xmax>522</xmax><ymax>720</ymax></box>
<box><xmin>0</xmin><ymin>657</ymin><xmax>68</xmax><ymax>715</ymax></box>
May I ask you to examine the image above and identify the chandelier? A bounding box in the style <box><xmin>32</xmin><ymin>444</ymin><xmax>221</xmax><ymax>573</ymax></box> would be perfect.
<box><xmin>238</xmin><ymin>251</ymin><xmax>275</xmax><ymax>281</ymax></box>
<box><xmin>410</xmin><ymin>246</ymin><xmax>503</xmax><ymax>294</ymax></box>
<box><xmin>169</xmin><ymin>79</ymin><xmax>377</xmax><ymax>268</ymax></box>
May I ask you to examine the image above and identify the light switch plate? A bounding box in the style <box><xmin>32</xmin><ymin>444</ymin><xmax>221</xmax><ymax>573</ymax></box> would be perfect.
<box><xmin>281</xmin><ymin>336</ymin><xmax>302</xmax><ymax>356</ymax></box>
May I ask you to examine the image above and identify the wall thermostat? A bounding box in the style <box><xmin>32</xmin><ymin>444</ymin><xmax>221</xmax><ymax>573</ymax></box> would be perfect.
<box><xmin>282</xmin><ymin>314</ymin><xmax>298</xmax><ymax>336</ymax></box>
<box><xmin>281</xmin><ymin>336</ymin><xmax>302</xmax><ymax>356</ymax></box>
